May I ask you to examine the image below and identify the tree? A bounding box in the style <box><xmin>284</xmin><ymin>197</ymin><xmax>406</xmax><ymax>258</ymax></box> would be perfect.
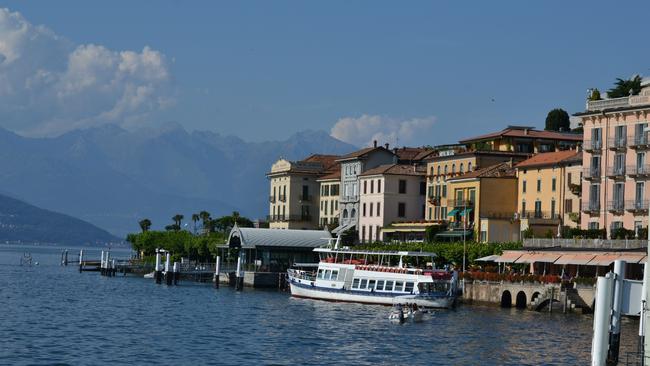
<box><xmin>607</xmin><ymin>75</ymin><xmax>642</xmax><ymax>98</ymax></box>
<box><xmin>172</xmin><ymin>214</ymin><xmax>184</xmax><ymax>231</ymax></box>
<box><xmin>199</xmin><ymin>210</ymin><xmax>211</xmax><ymax>234</ymax></box>
<box><xmin>138</xmin><ymin>218</ymin><xmax>152</xmax><ymax>233</ymax></box>
<box><xmin>191</xmin><ymin>213</ymin><xmax>200</xmax><ymax>234</ymax></box>
<box><xmin>545</xmin><ymin>108</ymin><xmax>570</xmax><ymax>132</ymax></box>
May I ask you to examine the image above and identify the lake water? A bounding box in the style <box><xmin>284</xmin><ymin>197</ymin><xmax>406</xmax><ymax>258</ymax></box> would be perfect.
<box><xmin>0</xmin><ymin>244</ymin><xmax>642</xmax><ymax>365</ymax></box>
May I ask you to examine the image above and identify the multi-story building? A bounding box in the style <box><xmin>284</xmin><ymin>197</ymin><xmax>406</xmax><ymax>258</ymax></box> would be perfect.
<box><xmin>446</xmin><ymin>162</ymin><xmax>519</xmax><ymax>243</ymax></box>
<box><xmin>459</xmin><ymin>125</ymin><xmax>582</xmax><ymax>154</ymax></box>
<box><xmin>515</xmin><ymin>150</ymin><xmax>582</xmax><ymax>236</ymax></box>
<box><xmin>267</xmin><ymin>154</ymin><xmax>339</xmax><ymax>230</ymax></box>
<box><xmin>317</xmin><ymin>170</ymin><xmax>341</xmax><ymax>229</ymax></box>
<box><xmin>357</xmin><ymin>164</ymin><xmax>426</xmax><ymax>243</ymax></box>
<box><xmin>577</xmin><ymin>83</ymin><xmax>650</xmax><ymax>234</ymax></box>
<box><xmin>333</xmin><ymin>142</ymin><xmax>397</xmax><ymax>235</ymax></box>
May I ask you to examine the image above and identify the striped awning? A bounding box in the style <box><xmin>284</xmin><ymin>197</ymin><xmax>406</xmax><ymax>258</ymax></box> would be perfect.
<box><xmin>476</xmin><ymin>254</ymin><xmax>499</xmax><ymax>262</ymax></box>
<box><xmin>496</xmin><ymin>251</ymin><xmax>523</xmax><ymax>263</ymax></box>
<box><xmin>616</xmin><ymin>253</ymin><xmax>646</xmax><ymax>264</ymax></box>
<box><xmin>587</xmin><ymin>254</ymin><xmax>622</xmax><ymax>266</ymax></box>
<box><xmin>514</xmin><ymin>252</ymin><xmax>562</xmax><ymax>264</ymax></box>
<box><xmin>554</xmin><ymin>253</ymin><xmax>596</xmax><ymax>265</ymax></box>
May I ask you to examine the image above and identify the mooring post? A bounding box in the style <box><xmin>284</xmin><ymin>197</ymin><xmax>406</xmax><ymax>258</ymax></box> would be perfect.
<box><xmin>64</xmin><ymin>250</ymin><xmax>68</xmax><ymax>266</ymax></box>
<box><xmin>100</xmin><ymin>251</ymin><xmax>105</xmax><ymax>275</ymax></box>
<box><xmin>79</xmin><ymin>250</ymin><xmax>84</xmax><ymax>273</ymax></box>
<box><xmin>60</xmin><ymin>250</ymin><xmax>64</xmax><ymax>266</ymax></box>
<box><xmin>214</xmin><ymin>255</ymin><xmax>221</xmax><ymax>289</ymax></box>
<box><xmin>549</xmin><ymin>287</ymin><xmax>554</xmax><ymax>313</ymax></box>
<box><xmin>173</xmin><ymin>262</ymin><xmax>179</xmax><ymax>285</ymax></box>
<box><xmin>112</xmin><ymin>259</ymin><xmax>116</xmax><ymax>277</ymax></box>
<box><xmin>607</xmin><ymin>260</ymin><xmax>626</xmax><ymax>365</ymax></box>
<box><xmin>154</xmin><ymin>249</ymin><xmax>162</xmax><ymax>284</ymax></box>
<box><xmin>591</xmin><ymin>273</ymin><xmax>614</xmax><ymax>366</ymax></box>
<box><xmin>235</xmin><ymin>254</ymin><xmax>243</xmax><ymax>291</ymax></box>
<box><xmin>165</xmin><ymin>252</ymin><xmax>172</xmax><ymax>285</ymax></box>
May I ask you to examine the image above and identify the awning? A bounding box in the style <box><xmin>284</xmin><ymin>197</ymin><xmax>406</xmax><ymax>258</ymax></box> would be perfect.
<box><xmin>460</xmin><ymin>208</ymin><xmax>474</xmax><ymax>216</ymax></box>
<box><xmin>554</xmin><ymin>253</ymin><xmax>596</xmax><ymax>265</ymax></box>
<box><xmin>332</xmin><ymin>222</ymin><xmax>356</xmax><ymax>234</ymax></box>
<box><xmin>616</xmin><ymin>253</ymin><xmax>646</xmax><ymax>264</ymax></box>
<box><xmin>514</xmin><ymin>252</ymin><xmax>562</xmax><ymax>264</ymax></box>
<box><xmin>588</xmin><ymin>254</ymin><xmax>621</xmax><ymax>266</ymax></box>
<box><xmin>476</xmin><ymin>254</ymin><xmax>499</xmax><ymax>262</ymax></box>
<box><xmin>496</xmin><ymin>251</ymin><xmax>523</xmax><ymax>263</ymax></box>
<box><xmin>435</xmin><ymin>230</ymin><xmax>473</xmax><ymax>238</ymax></box>
<box><xmin>447</xmin><ymin>208</ymin><xmax>459</xmax><ymax>216</ymax></box>
<box><xmin>382</xmin><ymin>227</ymin><xmax>428</xmax><ymax>233</ymax></box>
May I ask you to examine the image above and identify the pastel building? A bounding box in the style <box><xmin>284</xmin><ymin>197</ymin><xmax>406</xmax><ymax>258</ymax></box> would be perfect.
<box><xmin>515</xmin><ymin>150</ymin><xmax>582</xmax><ymax>236</ymax></box>
<box><xmin>267</xmin><ymin>154</ymin><xmax>339</xmax><ymax>230</ymax></box>
<box><xmin>317</xmin><ymin>170</ymin><xmax>341</xmax><ymax>228</ymax></box>
<box><xmin>577</xmin><ymin>82</ymin><xmax>650</xmax><ymax>234</ymax></box>
<box><xmin>357</xmin><ymin>164</ymin><xmax>426</xmax><ymax>243</ymax></box>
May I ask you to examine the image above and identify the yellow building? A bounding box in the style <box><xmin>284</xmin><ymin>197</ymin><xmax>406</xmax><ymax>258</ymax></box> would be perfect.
<box><xmin>442</xmin><ymin>162</ymin><xmax>519</xmax><ymax>243</ymax></box>
<box><xmin>317</xmin><ymin>170</ymin><xmax>341</xmax><ymax>228</ymax></box>
<box><xmin>515</xmin><ymin>150</ymin><xmax>582</xmax><ymax>236</ymax></box>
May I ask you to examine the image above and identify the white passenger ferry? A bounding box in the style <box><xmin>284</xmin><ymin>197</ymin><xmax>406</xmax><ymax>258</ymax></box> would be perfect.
<box><xmin>287</xmin><ymin>244</ymin><xmax>457</xmax><ymax>309</ymax></box>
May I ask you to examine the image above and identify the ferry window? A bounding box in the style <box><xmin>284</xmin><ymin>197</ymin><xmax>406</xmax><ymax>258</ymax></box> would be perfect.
<box><xmin>376</xmin><ymin>280</ymin><xmax>384</xmax><ymax>291</ymax></box>
<box><xmin>324</xmin><ymin>269</ymin><xmax>331</xmax><ymax>280</ymax></box>
<box><xmin>395</xmin><ymin>281</ymin><xmax>404</xmax><ymax>292</ymax></box>
<box><xmin>352</xmin><ymin>278</ymin><xmax>360</xmax><ymax>289</ymax></box>
<box><xmin>318</xmin><ymin>269</ymin><xmax>324</xmax><ymax>279</ymax></box>
<box><xmin>368</xmin><ymin>279</ymin><xmax>376</xmax><ymax>290</ymax></box>
<box><xmin>331</xmin><ymin>270</ymin><xmax>338</xmax><ymax>281</ymax></box>
<box><xmin>405</xmin><ymin>282</ymin><xmax>414</xmax><ymax>293</ymax></box>
<box><xmin>385</xmin><ymin>281</ymin><xmax>394</xmax><ymax>291</ymax></box>
<box><xmin>360</xmin><ymin>279</ymin><xmax>368</xmax><ymax>289</ymax></box>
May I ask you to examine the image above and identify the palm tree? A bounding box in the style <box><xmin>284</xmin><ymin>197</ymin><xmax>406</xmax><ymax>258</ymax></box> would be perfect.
<box><xmin>199</xmin><ymin>210</ymin><xmax>211</xmax><ymax>234</ymax></box>
<box><xmin>191</xmin><ymin>213</ymin><xmax>200</xmax><ymax>235</ymax></box>
<box><xmin>607</xmin><ymin>75</ymin><xmax>643</xmax><ymax>98</ymax></box>
<box><xmin>138</xmin><ymin>218</ymin><xmax>152</xmax><ymax>233</ymax></box>
<box><xmin>172</xmin><ymin>214</ymin><xmax>184</xmax><ymax>231</ymax></box>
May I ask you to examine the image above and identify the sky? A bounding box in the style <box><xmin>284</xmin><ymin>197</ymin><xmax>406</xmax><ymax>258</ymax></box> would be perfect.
<box><xmin>1</xmin><ymin>1</ymin><xmax>650</xmax><ymax>147</ymax></box>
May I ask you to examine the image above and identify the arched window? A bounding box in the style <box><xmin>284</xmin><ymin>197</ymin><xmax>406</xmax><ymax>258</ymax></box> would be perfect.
<box><xmin>351</xmin><ymin>208</ymin><xmax>357</xmax><ymax>219</ymax></box>
<box><xmin>342</xmin><ymin>209</ymin><xmax>348</xmax><ymax>219</ymax></box>
<box><xmin>468</xmin><ymin>162</ymin><xmax>472</xmax><ymax>171</ymax></box>
<box><xmin>460</xmin><ymin>163</ymin><xmax>464</xmax><ymax>174</ymax></box>
<box><xmin>444</xmin><ymin>165</ymin><xmax>448</xmax><ymax>175</ymax></box>
<box><xmin>437</xmin><ymin>166</ymin><xmax>441</xmax><ymax>175</ymax></box>
<box><xmin>452</xmin><ymin>164</ymin><xmax>456</xmax><ymax>174</ymax></box>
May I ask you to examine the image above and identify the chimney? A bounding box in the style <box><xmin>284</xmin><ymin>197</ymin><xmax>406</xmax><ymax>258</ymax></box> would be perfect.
<box><xmin>385</xmin><ymin>143</ymin><xmax>389</xmax><ymax>149</ymax></box>
<box><xmin>373</xmin><ymin>140</ymin><xmax>377</xmax><ymax>148</ymax></box>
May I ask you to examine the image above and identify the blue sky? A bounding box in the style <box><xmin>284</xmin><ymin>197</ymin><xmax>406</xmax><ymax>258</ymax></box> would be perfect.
<box><xmin>2</xmin><ymin>1</ymin><xmax>650</xmax><ymax>146</ymax></box>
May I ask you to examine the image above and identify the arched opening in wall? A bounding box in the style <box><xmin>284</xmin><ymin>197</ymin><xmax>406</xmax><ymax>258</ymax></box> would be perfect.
<box><xmin>515</xmin><ymin>291</ymin><xmax>527</xmax><ymax>309</ymax></box>
<box><xmin>342</xmin><ymin>209</ymin><xmax>348</xmax><ymax>219</ymax></box>
<box><xmin>531</xmin><ymin>291</ymin><xmax>540</xmax><ymax>303</ymax></box>
<box><xmin>500</xmin><ymin>290</ymin><xmax>512</xmax><ymax>308</ymax></box>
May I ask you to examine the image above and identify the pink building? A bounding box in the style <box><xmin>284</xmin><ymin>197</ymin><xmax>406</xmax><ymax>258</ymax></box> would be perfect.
<box><xmin>578</xmin><ymin>84</ymin><xmax>650</xmax><ymax>235</ymax></box>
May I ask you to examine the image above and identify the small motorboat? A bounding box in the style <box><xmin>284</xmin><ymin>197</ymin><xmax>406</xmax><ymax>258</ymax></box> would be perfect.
<box><xmin>389</xmin><ymin>304</ymin><xmax>425</xmax><ymax>323</ymax></box>
<box><xmin>143</xmin><ymin>271</ymin><xmax>155</xmax><ymax>279</ymax></box>
<box><xmin>389</xmin><ymin>306</ymin><xmax>406</xmax><ymax>323</ymax></box>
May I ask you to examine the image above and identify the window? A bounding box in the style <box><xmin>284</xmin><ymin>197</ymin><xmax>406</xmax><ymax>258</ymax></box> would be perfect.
<box><xmin>331</xmin><ymin>270</ymin><xmax>338</xmax><ymax>281</ymax></box>
<box><xmin>537</xmin><ymin>179</ymin><xmax>541</xmax><ymax>192</ymax></box>
<box><xmin>398</xmin><ymin>202</ymin><xmax>406</xmax><ymax>217</ymax></box>
<box><xmin>460</xmin><ymin>163</ymin><xmax>464</xmax><ymax>173</ymax></box>
<box><xmin>550</xmin><ymin>199</ymin><xmax>556</xmax><ymax>219</ymax></box>
<box><xmin>318</xmin><ymin>269</ymin><xmax>324</xmax><ymax>279</ymax></box>
<box><xmin>360</xmin><ymin>279</ymin><xmax>368</xmax><ymax>289</ymax></box>
<box><xmin>420</xmin><ymin>181</ymin><xmax>426</xmax><ymax>195</ymax></box>
<box><xmin>399</xmin><ymin>180</ymin><xmax>407</xmax><ymax>194</ymax></box>
<box><xmin>368</xmin><ymin>226</ymin><xmax>373</xmax><ymax>241</ymax></box>
<box><xmin>552</xmin><ymin>178</ymin><xmax>556</xmax><ymax>192</ymax></box>
<box><xmin>361</xmin><ymin>225</ymin><xmax>365</xmax><ymax>240</ymax></box>
<box><xmin>376</xmin><ymin>280</ymin><xmax>385</xmax><ymax>291</ymax></box>
<box><xmin>385</xmin><ymin>281</ymin><xmax>394</xmax><ymax>291</ymax></box>
<box><xmin>368</xmin><ymin>279</ymin><xmax>376</xmax><ymax>290</ymax></box>
<box><xmin>376</xmin><ymin>226</ymin><xmax>381</xmax><ymax>241</ymax></box>
<box><xmin>428</xmin><ymin>207</ymin><xmax>432</xmax><ymax>220</ymax></box>
<box><xmin>444</xmin><ymin>165</ymin><xmax>448</xmax><ymax>175</ymax></box>
<box><xmin>442</xmin><ymin>185</ymin><xmax>447</xmax><ymax>197</ymax></box>
<box><xmin>636</xmin><ymin>182</ymin><xmax>645</xmax><ymax>203</ymax></box>
<box><xmin>377</xmin><ymin>202</ymin><xmax>381</xmax><ymax>216</ymax></box>
<box><xmin>567</xmin><ymin>173</ymin><xmax>572</xmax><ymax>185</ymax></box>
<box><xmin>352</xmin><ymin>278</ymin><xmax>360</xmax><ymax>289</ymax></box>
<box><xmin>521</xmin><ymin>201</ymin><xmax>526</xmax><ymax>216</ymax></box>
<box><xmin>437</xmin><ymin>166</ymin><xmax>441</xmax><ymax>175</ymax></box>
<box><xmin>564</xmin><ymin>199</ymin><xmax>572</xmax><ymax>213</ymax></box>
<box><xmin>405</xmin><ymin>282</ymin><xmax>414</xmax><ymax>293</ymax></box>
<box><xmin>362</xmin><ymin>203</ymin><xmax>366</xmax><ymax>217</ymax></box>
<box><xmin>534</xmin><ymin>200</ymin><xmax>542</xmax><ymax>218</ymax></box>
<box><xmin>334</xmin><ymin>201</ymin><xmax>338</xmax><ymax>210</ymax></box>
<box><xmin>324</xmin><ymin>269</ymin><xmax>331</xmax><ymax>280</ymax></box>
<box><xmin>441</xmin><ymin>207</ymin><xmax>447</xmax><ymax>218</ymax></box>
<box><xmin>369</xmin><ymin>202</ymin><xmax>373</xmax><ymax>217</ymax></box>
<box><xmin>452</xmin><ymin>164</ymin><xmax>456</xmax><ymax>174</ymax></box>
<box><xmin>468</xmin><ymin>162</ymin><xmax>472</xmax><ymax>171</ymax></box>
<box><xmin>377</xmin><ymin>180</ymin><xmax>381</xmax><ymax>193</ymax></box>
<box><xmin>370</xmin><ymin>180</ymin><xmax>374</xmax><ymax>194</ymax></box>
<box><xmin>522</xmin><ymin>180</ymin><xmax>527</xmax><ymax>193</ymax></box>
<box><xmin>363</xmin><ymin>180</ymin><xmax>367</xmax><ymax>194</ymax></box>
<box><xmin>395</xmin><ymin>281</ymin><xmax>404</xmax><ymax>292</ymax></box>
<box><xmin>588</xmin><ymin>222</ymin><xmax>599</xmax><ymax>230</ymax></box>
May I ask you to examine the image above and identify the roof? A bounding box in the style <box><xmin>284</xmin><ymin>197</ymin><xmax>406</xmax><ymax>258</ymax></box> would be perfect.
<box><xmin>317</xmin><ymin>170</ymin><xmax>341</xmax><ymax>181</ymax></box>
<box><xmin>359</xmin><ymin>164</ymin><xmax>426</xmax><ymax>177</ymax></box>
<box><xmin>227</xmin><ymin>225</ymin><xmax>331</xmax><ymax>249</ymax></box>
<box><xmin>393</xmin><ymin>147</ymin><xmax>435</xmax><ymax>162</ymax></box>
<box><xmin>422</xmin><ymin>150</ymin><xmax>530</xmax><ymax>163</ymax></box>
<box><xmin>448</xmin><ymin>162</ymin><xmax>516</xmax><ymax>181</ymax></box>
<box><xmin>336</xmin><ymin>146</ymin><xmax>393</xmax><ymax>162</ymax></box>
<box><xmin>301</xmin><ymin>154</ymin><xmax>340</xmax><ymax>171</ymax></box>
<box><xmin>515</xmin><ymin>150</ymin><xmax>582</xmax><ymax>169</ymax></box>
<box><xmin>459</xmin><ymin>126</ymin><xmax>583</xmax><ymax>144</ymax></box>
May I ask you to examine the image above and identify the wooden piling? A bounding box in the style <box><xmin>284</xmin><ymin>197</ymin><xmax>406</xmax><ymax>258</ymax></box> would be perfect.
<box><xmin>214</xmin><ymin>256</ymin><xmax>220</xmax><ymax>289</ymax></box>
<box><xmin>79</xmin><ymin>250</ymin><xmax>84</xmax><ymax>273</ymax></box>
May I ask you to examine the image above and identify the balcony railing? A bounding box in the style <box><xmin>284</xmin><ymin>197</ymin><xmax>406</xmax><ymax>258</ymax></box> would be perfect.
<box><xmin>452</xmin><ymin>199</ymin><xmax>474</xmax><ymax>208</ymax></box>
<box><xmin>607</xmin><ymin>137</ymin><xmax>627</xmax><ymax>151</ymax></box>
<box><xmin>518</xmin><ymin>211</ymin><xmax>560</xmax><ymax>220</ymax></box>
<box><xmin>583</xmin><ymin>167</ymin><xmax>601</xmax><ymax>180</ymax></box>
<box><xmin>626</xmin><ymin>165</ymin><xmax>650</xmax><ymax>178</ymax></box>
<box><xmin>267</xmin><ymin>214</ymin><xmax>312</xmax><ymax>222</ymax></box>
<box><xmin>583</xmin><ymin>139</ymin><xmax>602</xmax><ymax>153</ymax></box>
<box><xmin>625</xmin><ymin>200</ymin><xmax>650</xmax><ymax>213</ymax></box>
<box><xmin>278</xmin><ymin>194</ymin><xmax>286</xmax><ymax>202</ymax></box>
<box><xmin>581</xmin><ymin>201</ymin><xmax>600</xmax><ymax>214</ymax></box>
<box><xmin>587</xmin><ymin>97</ymin><xmax>630</xmax><ymax>112</ymax></box>
<box><xmin>269</xmin><ymin>196</ymin><xmax>276</xmax><ymax>203</ymax></box>
<box><xmin>629</xmin><ymin>134</ymin><xmax>650</xmax><ymax>149</ymax></box>
<box><xmin>299</xmin><ymin>194</ymin><xmax>313</xmax><ymax>202</ymax></box>
<box><xmin>267</xmin><ymin>214</ymin><xmax>286</xmax><ymax>222</ymax></box>
<box><xmin>606</xmin><ymin>200</ymin><xmax>625</xmax><ymax>213</ymax></box>
<box><xmin>481</xmin><ymin>211</ymin><xmax>516</xmax><ymax>220</ymax></box>
<box><xmin>606</xmin><ymin>166</ymin><xmax>626</xmax><ymax>179</ymax></box>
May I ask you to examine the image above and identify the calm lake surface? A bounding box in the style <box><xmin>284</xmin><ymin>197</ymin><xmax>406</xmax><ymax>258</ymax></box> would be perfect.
<box><xmin>0</xmin><ymin>244</ymin><xmax>642</xmax><ymax>365</ymax></box>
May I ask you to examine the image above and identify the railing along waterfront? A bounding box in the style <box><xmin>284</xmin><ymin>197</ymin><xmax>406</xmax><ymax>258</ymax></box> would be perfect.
<box><xmin>524</xmin><ymin>238</ymin><xmax>647</xmax><ymax>250</ymax></box>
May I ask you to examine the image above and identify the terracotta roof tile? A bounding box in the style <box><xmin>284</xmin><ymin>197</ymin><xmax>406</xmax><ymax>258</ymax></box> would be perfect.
<box><xmin>459</xmin><ymin>126</ymin><xmax>582</xmax><ymax>144</ymax></box>
<box><xmin>359</xmin><ymin>164</ymin><xmax>425</xmax><ymax>177</ymax></box>
<box><xmin>448</xmin><ymin>162</ymin><xmax>516</xmax><ymax>180</ymax></box>
<box><xmin>337</xmin><ymin>146</ymin><xmax>392</xmax><ymax>161</ymax></box>
<box><xmin>317</xmin><ymin>170</ymin><xmax>341</xmax><ymax>181</ymax></box>
<box><xmin>515</xmin><ymin>150</ymin><xmax>582</xmax><ymax>169</ymax></box>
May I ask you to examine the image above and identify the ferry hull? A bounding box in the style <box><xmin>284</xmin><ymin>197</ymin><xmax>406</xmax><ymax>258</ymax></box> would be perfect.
<box><xmin>289</xmin><ymin>282</ymin><xmax>455</xmax><ymax>309</ymax></box>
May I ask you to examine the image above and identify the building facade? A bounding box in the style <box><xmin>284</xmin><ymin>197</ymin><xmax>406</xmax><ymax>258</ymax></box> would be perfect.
<box><xmin>267</xmin><ymin>155</ymin><xmax>339</xmax><ymax>230</ymax></box>
<box><xmin>317</xmin><ymin>171</ymin><xmax>341</xmax><ymax>229</ymax></box>
<box><xmin>515</xmin><ymin>150</ymin><xmax>582</xmax><ymax>237</ymax></box>
<box><xmin>578</xmin><ymin>84</ymin><xmax>650</xmax><ymax>234</ymax></box>
<box><xmin>357</xmin><ymin>164</ymin><xmax>426</xmax><ymax>243</ymax></box>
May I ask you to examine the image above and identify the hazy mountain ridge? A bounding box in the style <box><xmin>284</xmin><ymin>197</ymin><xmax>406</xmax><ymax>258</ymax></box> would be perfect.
<box><xmin>0</xmin><ymin>126</ymin><xmax>356</xmax><ymax>237</ymax></box>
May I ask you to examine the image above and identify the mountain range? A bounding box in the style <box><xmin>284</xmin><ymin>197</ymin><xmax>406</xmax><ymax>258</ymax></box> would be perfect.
<box><xmin>0</xmin><ymin>124</ymin><xmax>356</xmax><ymax>237</ymax></box>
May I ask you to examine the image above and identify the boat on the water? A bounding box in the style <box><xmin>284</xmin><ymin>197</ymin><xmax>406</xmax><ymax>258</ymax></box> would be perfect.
<box><xmin>287</xmin><ymin>240</ymin><xmax>458</xmax><ymax>309</ymax></box>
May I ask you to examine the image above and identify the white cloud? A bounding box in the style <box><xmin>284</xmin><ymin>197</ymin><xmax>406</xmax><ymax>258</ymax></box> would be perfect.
<box><xmin>330</xmin><ymin>114</ymin><xmax>436</xmax><ymax>147</ymax></box>
<box><xmin>0</xmin><ymin>8</ymin><xmax>173</xmax><ymax>136</ymax></box>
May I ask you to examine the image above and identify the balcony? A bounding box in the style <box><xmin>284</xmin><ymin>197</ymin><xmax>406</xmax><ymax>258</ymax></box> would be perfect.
<box><xmin>587</xmin><ymin>97</ymin><xmax>630</xmax><ymax>112</ymax></box>
<box><xmin>340</xmin><ymin>195</ymin><xmax>358</xmax><ymax>203</ymax></box>
<box><xmin>278</xmin><ymin>194</ymin><xmax>286</xmax><ymax>202</ymax></box>
<box><xmin>583</xmin><ymin>167</ymin><xmax>601</xmax><ymax>181</ymax></box>
<box><xmin>606</xmin><ymin>166</ymin><xmax>626</xmax><ymax>180</ymax></box>
<box><xmin>583</xmin><ymin>139</ymin><xmax>602</xmax><ymax>153</ymax></box>
<box><xmin>626</xmin><ymin>164</ymin><xmax>650</xmax><ymax>178</ymax></box>
<box><xmin>452</xmin><ymin>199</ymin><xmax>475</xmax><ymax>208</ymax></box>
<box><xmin>266</xmin><ymin>214</ymin><xmax>312</xmax><ymax>222</ymax></box>
<box><xmin>581</xmin><ymin>201</ymin><xmax>600</xmax><ymax>215</ymax></box>
<box><xmin>629</xmin><ymin>134</ymin><xmax>650</xmax><ymax>150</ymax></box>
<box><xmin>607</xmin><ymin>137</ymin><xmax>627</xmax><ymax>151</ymax></box>
<box><xmin>606</xmin><ymin>200</ymin><xmax>625</xmax><ymax>214</ymax></box>
<box><xmin>568</xmin><ymin>183</ymin><xmax>582</xmax><ymax>196</ymax></box>
<box><xmin>625</xmin><ymin>200</ymin><xmax>650</xmax><ymax>214</ymax></box>
<box><xmin>267</xmin><ymin>214</ymin><xmax>286</xmax><ymax>222</ymax></box>
<box><xmin>269</xmin><ymin>196</ymin><xmax>276</xmax><ymax>203</ymax></box>
<box><xmin>428</xmin><ymin>195</ymin><xmax>441</xmax><ymax>206</ymax></box>
<box><xmin>519</xmin><ymin>211</ymin><xmax>560</xmax><ymax>220</ymax></box>
<box><xmin>299</xmin><ymin>194</ymin><xmax>313</xmax><ymax>202</ymax></box>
